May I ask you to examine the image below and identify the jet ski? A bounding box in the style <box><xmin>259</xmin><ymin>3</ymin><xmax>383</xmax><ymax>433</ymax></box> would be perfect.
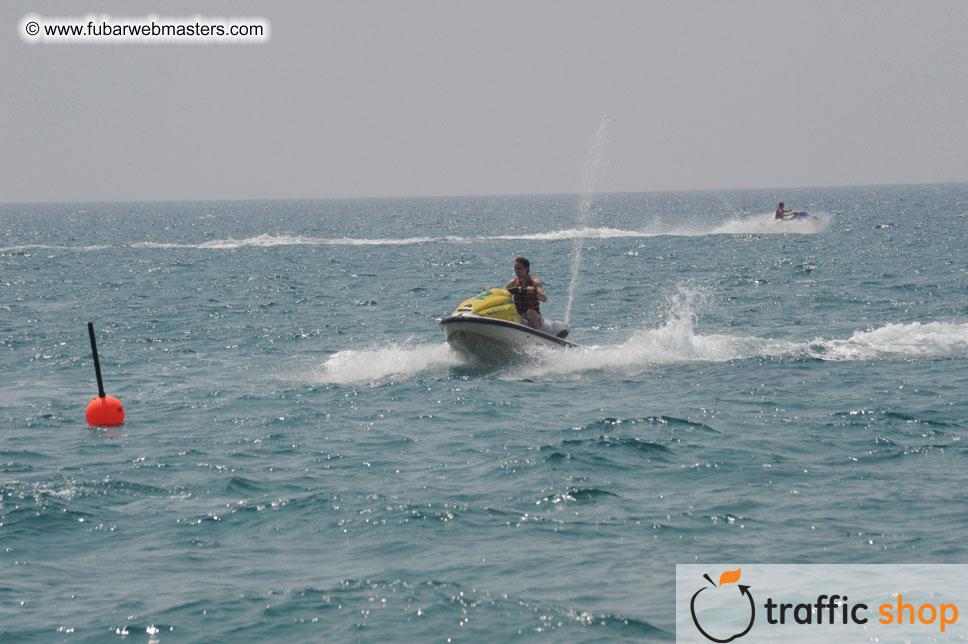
<box><xmin>791</xmin><ymin>211</ymin><xmax>813</xmax><ymax>219</ymax></box>
<box><xmin>440</xmin><ymin>288</ymin><xmax>578</xmax><ymax>362</ymax></box>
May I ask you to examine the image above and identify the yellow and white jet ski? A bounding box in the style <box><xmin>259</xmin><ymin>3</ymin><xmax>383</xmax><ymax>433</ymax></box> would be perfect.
<box><xmin>439</xmin><ymin>288</ymin><xmax>578</xmax><ymax>362</ymax></box>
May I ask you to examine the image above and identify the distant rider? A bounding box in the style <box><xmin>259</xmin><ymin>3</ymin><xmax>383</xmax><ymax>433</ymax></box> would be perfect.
<box><xmin>505</xmin><ymin>256</ymin><xmax>546</xmax><ymax>330</ymax></box>
<box><xmin>775</xmin><ymin>202</ymin><xmax>793</xmax><ymax>219</ymax></box>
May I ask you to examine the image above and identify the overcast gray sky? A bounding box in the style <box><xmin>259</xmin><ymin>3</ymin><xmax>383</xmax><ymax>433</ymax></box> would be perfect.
<box><xmin>3</xmin><ymin>0</ymin><xmax>967</xmax><ymax>202</ymax></box>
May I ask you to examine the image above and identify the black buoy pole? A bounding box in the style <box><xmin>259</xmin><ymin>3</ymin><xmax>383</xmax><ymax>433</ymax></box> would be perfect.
<box><xmin>87</xmin><ymin>322</ymin><xmax>106</xmax><ymax>398</ymax></box>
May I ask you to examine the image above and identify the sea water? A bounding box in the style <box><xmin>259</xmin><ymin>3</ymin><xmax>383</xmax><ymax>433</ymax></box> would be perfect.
<box><xmin>1</xmin><ymin>184</ymin><xmax>967</xmax><ymax>642</ymax></box>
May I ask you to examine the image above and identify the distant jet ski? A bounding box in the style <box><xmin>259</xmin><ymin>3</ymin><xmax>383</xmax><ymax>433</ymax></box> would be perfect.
<box><xmin>790</xmin><ymin>211</ymin><xmax>814</xmax><ymax>219</ymax></box>
<box><xmin>439</xmin><ymin>288</ymin><xmax>578</xmax><ymax>362</ymax></box>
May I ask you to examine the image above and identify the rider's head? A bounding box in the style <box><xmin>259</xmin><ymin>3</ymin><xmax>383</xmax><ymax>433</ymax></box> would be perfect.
<box><xmin>514</xmin><ymin>256</ymin><xmax>530</xmax><ymax>275</ymax></box>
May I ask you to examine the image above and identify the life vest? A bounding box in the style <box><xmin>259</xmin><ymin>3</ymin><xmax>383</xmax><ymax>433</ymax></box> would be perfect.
<box><xmin>510</xmin><ymin>276</ymin><xmax>541</xmax><ymax>317</ymax></box>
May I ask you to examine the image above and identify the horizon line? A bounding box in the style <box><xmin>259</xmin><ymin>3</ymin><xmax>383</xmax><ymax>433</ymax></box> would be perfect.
<box><xmin>2</xmin><ymin>179</ymin><xmax>965</xmax><ymax>207</ymax></box>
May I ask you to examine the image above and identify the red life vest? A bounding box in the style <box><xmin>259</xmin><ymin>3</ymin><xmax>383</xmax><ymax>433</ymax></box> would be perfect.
<box><xmin>510</xmin><ymin>276</ymin><xmax>541</xmax><ymax>317</ymax></box>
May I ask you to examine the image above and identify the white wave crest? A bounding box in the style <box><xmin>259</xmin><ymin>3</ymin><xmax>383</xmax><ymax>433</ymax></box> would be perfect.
<box><xmin>311</xmin><ymin>341</ymin><xmax>462</xmax><ymax>385</ymax></box>
<box><xmin>2</xmin><ymin>215</ymin><xmax>834</xmax><ymax>254</ymax></box>
<box><xmin>304</xmin><ymin>318</ymin><xmax>967</xmax><ymax>385</ymax></box>
<box><xmin>494</xmin><ymin>227</ymin><xmax>651</xmax><ymax>242</ymax></box>
<box><xmin>807</xmin><ymin>321</ymin><xmax>968</xmax><ymax>361</ymax></box>
<box><xmin>708</xmin><ymin>212</ymin><xmax>832</xmax><ymax>235</ymax></box>
<box><xmin>512</xmin><ymin>319</ymin><xmax>968</xmax><ymax>380</ymax></box>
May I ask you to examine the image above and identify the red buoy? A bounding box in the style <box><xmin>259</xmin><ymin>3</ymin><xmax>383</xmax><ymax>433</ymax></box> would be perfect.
<box><xmin>86</xmin><ymin>394</ymin><xmax>125</xmax><ymax>426</ymax></box>
<box><xmin>86</xmin><ymin>322</ymin><xmax>124</xmax><ymax>426</ymax></box>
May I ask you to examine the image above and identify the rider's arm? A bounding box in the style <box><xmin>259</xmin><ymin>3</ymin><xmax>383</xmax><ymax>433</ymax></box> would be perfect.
<box><xmin>533</xmin><ymin>278</ymin><xmax>548</xmax><ymax>302</ymax></box>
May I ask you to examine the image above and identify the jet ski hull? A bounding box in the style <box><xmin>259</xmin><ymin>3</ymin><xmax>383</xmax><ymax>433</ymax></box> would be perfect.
<box><xmin>440</xmin><ymin>313</ymin><xmax>578</xmax><ymax>362</ymax></box>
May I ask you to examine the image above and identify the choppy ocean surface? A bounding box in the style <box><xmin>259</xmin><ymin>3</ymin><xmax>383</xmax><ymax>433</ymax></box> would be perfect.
<box><xmin>2</xmin><ymin>184</ymin><xmax>967</xmax><ymax>642</ymax></box>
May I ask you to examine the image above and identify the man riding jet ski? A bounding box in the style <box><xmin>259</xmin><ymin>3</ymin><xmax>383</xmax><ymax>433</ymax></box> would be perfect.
<box><xmin>439</xmin><ymin>256</ymin><xmax>577</xmax><ymax>362</ymax></box>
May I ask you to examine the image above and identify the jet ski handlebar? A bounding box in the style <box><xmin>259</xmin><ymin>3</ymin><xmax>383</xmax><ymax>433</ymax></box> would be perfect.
<box><xmin>483</xmin><ymin>286</ymin><xmax>530</xmax><ymax>294</ymax></box>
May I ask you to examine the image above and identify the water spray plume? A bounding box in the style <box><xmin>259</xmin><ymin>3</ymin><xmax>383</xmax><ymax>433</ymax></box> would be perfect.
<box><xmin>564</xmin><ymin>115</ymin><xmax>611</xmax><ymax>326</ymax></box>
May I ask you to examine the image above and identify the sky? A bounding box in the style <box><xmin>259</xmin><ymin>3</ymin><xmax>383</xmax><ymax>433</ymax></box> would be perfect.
<box><xmin>2</xmin><ymin>0</ymin><xmax>967</xmax><ymax>202</ymax></box>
